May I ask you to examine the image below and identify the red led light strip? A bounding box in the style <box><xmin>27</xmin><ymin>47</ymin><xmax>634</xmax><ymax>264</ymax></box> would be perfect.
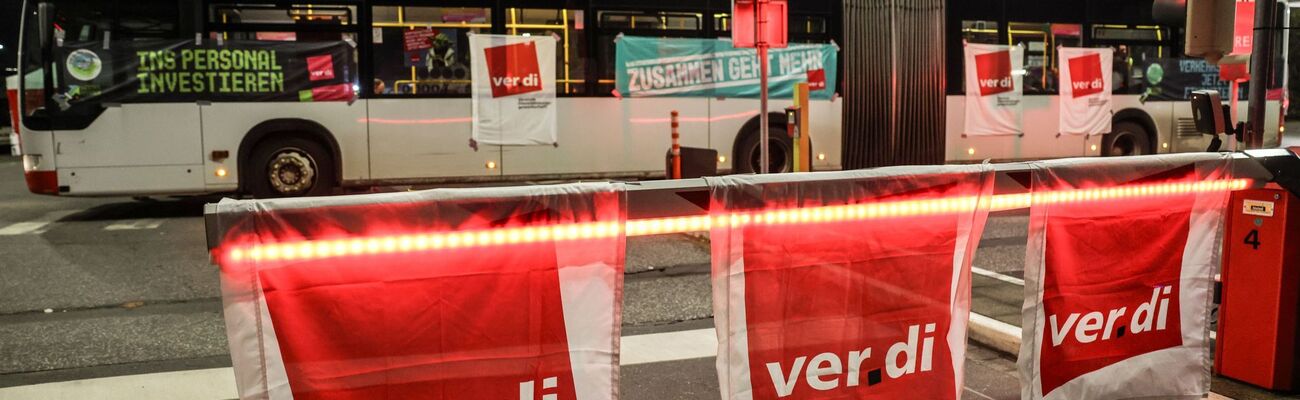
<box><xmin>221</xmin><ymin>179</ymin><xmax>1250</xmax><ymax>264</ymax></box>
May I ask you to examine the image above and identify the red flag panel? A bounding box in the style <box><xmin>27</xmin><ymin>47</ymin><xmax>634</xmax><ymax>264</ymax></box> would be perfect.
<box><xmin>1020</xmin><ymin>154</ymin><xmax>1234</xmax><ymax>399</ymax></box>
<box><xmin>709</xmin><ymin>166</ymin><xmax>995</xmax><ymax>400</ymax></box>
<box><xmin>215</xmin><ymin>183</ymin><xmax>624</xmax><ymax>400</ymax></box>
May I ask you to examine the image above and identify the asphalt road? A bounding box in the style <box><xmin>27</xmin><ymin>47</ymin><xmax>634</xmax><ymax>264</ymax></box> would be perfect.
<box><xmin>0</xmin><ymin>155</ymin><xmax>1026</xmax><ymax>399</ymax></box>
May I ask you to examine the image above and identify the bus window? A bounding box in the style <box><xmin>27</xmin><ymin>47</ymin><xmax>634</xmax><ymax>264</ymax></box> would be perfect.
<box><xmin>714</xmin><ymin>13</ymin><xmax>731</xmax><ymax>37</ymax></box>
<box><xmin>596</xmin><ymin>11</ymin><xmax>702</xmax><ymax>94</ymax></box>
<box><xmin>1009</xmin><ymin>22</ymin><xmax>1052</xmax><ymax>94</ymax></box>
<box><xmin>370</xmin><ymin>6</ymin><xmax>490</xmax><ymax>96</ymax></box>
<box><xmin>505</xmin><ymin>8</ymin><xmax>588</xmax><ymax>96</ymax></box>
<box><xmin>20</xmin><ymin>0</ymin><xmax>182</xmax><ymax>123</ymax></box>
<box><xmin>1090</xmin><ymin>25</ymin><xmax>1171</xmax><ymax>95</ymax></box>
<box><xmin>791</xmin><ymin>15</ymin><xmax>829</xmax><ymax>44</ymax></box>
<box><xmin>961</xmin><ymin>20</ymin><xmax>999</xmax><ymax>44</ymax></box>
<box><xmin>209</xmin><ymin>4</ymin><xmax>355</xmax><ymax>42</ymax></box>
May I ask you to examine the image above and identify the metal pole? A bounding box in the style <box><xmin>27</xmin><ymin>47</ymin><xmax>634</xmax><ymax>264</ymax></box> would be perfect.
<box><xmin>760</xmin><ymin>45</ymin><xmax>770</xmax><ymax>173</ymax></box>
<box><xmin>757</xmin><ymin>0</ymin><xmax>770</xmax><ymax>174</ymax></box>
<box><xmin>1247</xmin><ymin>0</ymin><xmax>1279</xmax><ymax>149</ymax></box>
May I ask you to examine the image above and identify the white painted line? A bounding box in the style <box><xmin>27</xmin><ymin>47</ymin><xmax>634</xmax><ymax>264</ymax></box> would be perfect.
<box><xmin>104</xmin><ymin>219</ymin><xmax>165</xmax><ymax>231</ymax></box>
<box><xmin>972</xmin><ymin>266</ymin><xmax>1025</xmax><ymax>286</ymax></box>
<box><xmin>621</xmin><ymin>327</ymin><xmax>716</xmax><ymax>365</ymax></box>
<box><xmin>0</xmin><ymin>367</ymin><xmax>237</xmax><ymax>400</ymax></box>
<box><xmin>0</xmin><ymin>329</ymin><xmax>721</xmax><ymax>400</ymax></box>
<box><xmin>0</xmin><ymin>210</ymin><xmax>79</xmax><ymax>236</ymax></box>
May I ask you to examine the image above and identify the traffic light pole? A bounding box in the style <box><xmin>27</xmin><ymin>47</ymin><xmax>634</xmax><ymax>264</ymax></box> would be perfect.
<box><xmin>1246</xmin><ymin>0</ymin><xmax>1279</xmax><ymax>149</ymax></box>
<box><xmin>757</xmin><ymin>0</ymin><xmax>771</xmax><ymax>174</ymax></box>
<box><xmin>759</xmin><ymin>44</ymin><xmax>770</xmax><ymax>174</ymax></box>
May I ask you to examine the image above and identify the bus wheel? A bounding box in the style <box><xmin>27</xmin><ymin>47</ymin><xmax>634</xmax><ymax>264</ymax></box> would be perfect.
<box><xmin>247</xmin><ymin>137</ymin><xmax>336</xmax><ymax>198</ymax></box>
<box><xmin>734</xmin><ymin>125</ymin><xmax>793</xmax><ymax>174</ymax></box>
<box><xmin>1102</xmin><ymin>121</ymin><xmax>1151</xmax><ymax>157</ymax></box>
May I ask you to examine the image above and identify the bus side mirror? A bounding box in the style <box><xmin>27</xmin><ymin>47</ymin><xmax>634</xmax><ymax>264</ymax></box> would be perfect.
<box><xmin>37</xmin><ymin>2</ymin><xmax>56</xmax><ymax>50</ymax></box>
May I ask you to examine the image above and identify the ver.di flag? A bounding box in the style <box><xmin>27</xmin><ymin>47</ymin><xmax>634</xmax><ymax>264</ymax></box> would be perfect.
<box><xmin>1018</xmin><ymin>154</ymin><xmax>1236</xmax><ymax>399</ymax></box>
<box><xmin>708</xmin><ymin>165</ymin><xmax>994</xmax><ymax>399</ymax></box>
<box><xmin>470</xmin><ymin>34</ymin><xmax>558</xmax><ymax>146</ymax></box>
<box><xmin>1058</xmin><ymin>47</ymin><xmax>1114</xmax><ymax>135</ymax></box>
<box><xmin>963</xmin><ymin>43</ymin><xmax>1024</xmax><ymax>136</ymax></box>
<box><xmin>214</xmin><ymin>182</ymin><xmax>624</xmax><ymax>400</ymax></box>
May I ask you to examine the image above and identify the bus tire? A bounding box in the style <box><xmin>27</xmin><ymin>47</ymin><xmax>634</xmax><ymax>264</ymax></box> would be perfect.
<box><xmin>246</xmin><ymin>136</ymin><xmax>336</xmax><ymax>198</ymax></box>
<box><xmin>734</xmin><ymin>125</ymin><xmax>794</xmax><ymax>174</ymax></box>
<box><xmin>1102</xmin><ymin>121</ymin><xmax>1151</xmax><ymax>157</ymax></box>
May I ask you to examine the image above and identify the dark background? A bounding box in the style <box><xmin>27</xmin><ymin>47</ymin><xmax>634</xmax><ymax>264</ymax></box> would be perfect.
<box><xmin>2</xmin><ymin>0</ymin><xmax>19</xmax><ymax>73</ymax></box>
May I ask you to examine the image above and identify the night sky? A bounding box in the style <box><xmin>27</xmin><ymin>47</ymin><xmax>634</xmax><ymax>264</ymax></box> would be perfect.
<box><xmin>2</xmin><ymin>0</ymin><xmax>20</xmax><ymax>73</ymax></box>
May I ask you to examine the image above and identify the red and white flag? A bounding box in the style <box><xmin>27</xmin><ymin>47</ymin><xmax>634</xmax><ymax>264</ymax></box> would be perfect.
<box><xmin>1057</xmin><ymin>47</ymin><xmax>1113</xmax><ymax>136</ymax></box>
<box><xmin>708</xmin><ymin>165</ymin><xmax>995</xmax><ymax>400</ymax></box>
<box><xmin>470</xmin><ymin>34</ymin><xmax>558</xmax><ymax>146</ymax></box>
<box><xmin>963</xmin><ymin>43</ymin><xmax>1024</xmax><ymax>136</ymax></box>
<box><xmin>1019</xmin><ymin>154</ymin><xmax>1236</xmax><ymax>399</ymax></box>
<box><xmin>216</xmin><ymin>183</ymin><xmax>624</xmax><ymax>400</ymax></box>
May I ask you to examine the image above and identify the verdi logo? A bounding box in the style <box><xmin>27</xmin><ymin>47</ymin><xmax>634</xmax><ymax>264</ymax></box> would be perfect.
<box><xmin>306</xmin><ymin>54</ymin><xmax>335</xmax><ymax>81</ymax></box>
<box><xmin>1069</xmin><ymin>53</ymin><xmax>1104</xmax><ymax>98</ymax></box>
<box><xmin>483</xmin><ymin>42</ymin><xmax>542</xmax><ymax>98</ymax></box>
<box><xmin>974</xmin><ymin>50</ymin><xmax>1013</xmax><ymax>96</ymax></box>
<box><xmin>66</xmin><ymin>49</ymin><xmax>104</xmax><ymax>81</ymax></box>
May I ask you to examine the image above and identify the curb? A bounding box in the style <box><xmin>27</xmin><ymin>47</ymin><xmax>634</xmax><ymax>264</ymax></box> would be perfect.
<box><xmin>969</xmin><ymin>312</ymin><xmax>1021</xmax><ymax>356</ymax></box>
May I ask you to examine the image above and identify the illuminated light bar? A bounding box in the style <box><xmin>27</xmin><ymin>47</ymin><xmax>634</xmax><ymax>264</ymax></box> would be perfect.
<box><xmin>219</xmin><ymin>179</ymin><xmax>1250</xmax><ymax>264</ymax></box>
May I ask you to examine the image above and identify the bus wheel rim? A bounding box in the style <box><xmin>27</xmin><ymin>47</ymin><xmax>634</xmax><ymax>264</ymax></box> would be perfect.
<box><xmin>268</xmin><ymin>148</ymin><xmax>317</xmax><ymax>195</ymax></box>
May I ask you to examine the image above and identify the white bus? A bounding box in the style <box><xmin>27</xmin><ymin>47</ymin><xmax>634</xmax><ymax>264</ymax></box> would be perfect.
<box><xmin>11</xmin><ymin>0</ymin><xmax>843</xmax><ymax>197</ymax></box>
<box><xmin>943</xmin><ymin>0</ymin><xmax>1286</xmax><ymax>162</ymax></box>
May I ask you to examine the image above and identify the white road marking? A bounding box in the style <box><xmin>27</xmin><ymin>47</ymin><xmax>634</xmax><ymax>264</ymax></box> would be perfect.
<box><xmin>972</xmin><ymin>266</ymin><xmax>1025</xmax><ymax>286</ymax></box>
<box><xmin>103</xmin><ymin>219</ymin><xmax>165</xmax><ymax>231</ymax></box>
<box><xmin>0</xmin><ymin>210</ymin><xmax>79</xmax><ymax>236</ymax></box>
<box><xmin>621</xmin><ymin>327</ymin><xmax>716</xmax><ymax>365</ymax></box>
<box><xmin>0</xmin><ymin>328</ymin><xmax>721</xmax><ymax>400</ymax></box>
<box><xmin>0</xmin><ymin>367</ymin><xmax>237</xmax><ymax>400</ymax></box>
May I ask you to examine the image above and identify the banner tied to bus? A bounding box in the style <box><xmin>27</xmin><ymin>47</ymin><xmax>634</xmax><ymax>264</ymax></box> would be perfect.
<box><xmin>615</xmin><ymin>36</ymin><xmax>837</xmax><ymax>99</ymax></box>
<box><xmin>55</xmin><ymin>39</ymin><xmax>356</xmax><ymax>105</ymax></box>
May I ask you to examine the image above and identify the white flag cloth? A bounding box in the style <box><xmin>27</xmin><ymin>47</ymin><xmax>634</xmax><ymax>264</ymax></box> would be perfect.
<box><xmin>963</xmin><ymin>43</ymin><xmax>1024</xmax><ymax>136</ymax></box>
<box><xmin>1057</xmin><ymin>47</ymin><xmax>1114</xmax><ymax>136</ymax></box>
<box><xmin>1018</xmin><ymin>154</ymin><xmax>1236</xmax><ymax>399</ymax></box>
<box><xmin>470</xmin><ymin>34</ymin><xmax>558</xmax><ymax>146</ymax></box>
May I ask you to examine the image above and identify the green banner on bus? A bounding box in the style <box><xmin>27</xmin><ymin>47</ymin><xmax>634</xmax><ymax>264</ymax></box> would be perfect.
<box><xmin>614</xmin><ymin>36</ymin><xmax>837</xmax><ymax>100</ymax></box>
<box><xmin>55</xmin><ymin>39</ymin><xmax>356</xmax><ymax>105</ymax></box>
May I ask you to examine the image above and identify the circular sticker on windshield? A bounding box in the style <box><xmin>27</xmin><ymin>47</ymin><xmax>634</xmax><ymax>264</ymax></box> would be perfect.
<box><xmin>1145</xmin><ymin>63</ymin><xmax>1164</xmax><ymax>86</ymax></box>
<box><xmin>66</xmin><ymin>49</ymin><xmax>103</xmax><ymax>81</ymax></box>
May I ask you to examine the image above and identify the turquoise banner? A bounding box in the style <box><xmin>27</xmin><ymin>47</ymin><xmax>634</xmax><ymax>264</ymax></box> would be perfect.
<box><xmin>615</xmin><ymin>36</ymin><xmax>838</xmax><ymax>100</ymax></box>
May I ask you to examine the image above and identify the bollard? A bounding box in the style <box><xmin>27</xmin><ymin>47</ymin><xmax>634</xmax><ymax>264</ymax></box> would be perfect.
<box><xmin>671</xmin><ymin>110</ymin><xmax>682</xmax><ymax>180</ymax></box>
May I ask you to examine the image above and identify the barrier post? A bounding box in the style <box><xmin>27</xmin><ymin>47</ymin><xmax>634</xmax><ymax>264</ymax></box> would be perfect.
<box><xmin>671</xmin><ymin>110</ymin><xmax>682</xmax><ymax>180</ymax></box>
<box><xmin>790</xmin><ymin>82</ymin><xmax>811</xmax><ymax>172</ymax></box>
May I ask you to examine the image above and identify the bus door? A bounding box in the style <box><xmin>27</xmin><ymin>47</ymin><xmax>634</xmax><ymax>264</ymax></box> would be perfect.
<box><xmin>39</xmin><ymin>0</ymin><xmax>206</xmax><ymax>193</ymax></box>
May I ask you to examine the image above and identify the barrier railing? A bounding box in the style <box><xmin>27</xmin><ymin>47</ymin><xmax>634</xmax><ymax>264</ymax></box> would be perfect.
<box><xmin>203</xmin><ymin>149</ymin><xmax>1299</xmax><ymax>400</ymax></box>
<box><xmin>204</xmin><ymin>149</ymin><xmax>1293</xmax><ymax>252</ymax></box>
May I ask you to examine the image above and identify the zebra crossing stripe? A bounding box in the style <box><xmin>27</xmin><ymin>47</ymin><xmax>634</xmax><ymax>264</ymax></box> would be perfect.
<box><xmin>0</xmin><ymin>210</ymin><xmax>79</xmax><ymax>236</ymax></box>
<box><xmin>104</xmin><ymin>219</ymin><xmax>165</xmax><ymax>231</ymax></box>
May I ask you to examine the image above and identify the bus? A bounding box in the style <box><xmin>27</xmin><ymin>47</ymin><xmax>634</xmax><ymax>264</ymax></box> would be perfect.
<box><xmin>11</xmin><ymin>0</ymin><xmax>843</xmax><ymax>197</ymax></box>
<box><xmin>943</xmin><ymin>0</ymin><xmax>1287</xmax><ymax>162</ymax></box>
